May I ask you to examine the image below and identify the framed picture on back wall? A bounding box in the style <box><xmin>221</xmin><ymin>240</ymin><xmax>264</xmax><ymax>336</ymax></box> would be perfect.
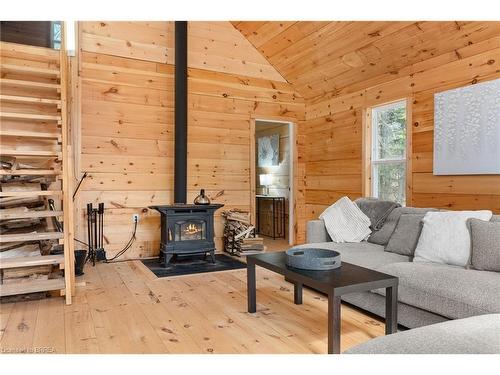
<box><xmin>433</xmin><ymin>78</ymin><xmax>500</xmax><ymax>175</ymax></box>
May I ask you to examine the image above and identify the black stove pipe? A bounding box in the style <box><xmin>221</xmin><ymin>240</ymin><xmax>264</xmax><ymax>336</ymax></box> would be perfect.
<box><xmin>174</xmin><ymin>21</ymin><xmax>188</xmax><ymax>204</ymax></box>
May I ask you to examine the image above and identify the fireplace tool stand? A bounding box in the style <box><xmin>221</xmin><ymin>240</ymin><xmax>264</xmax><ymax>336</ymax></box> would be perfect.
<box><xmin>86</xmin><ymin>203</ymin><xmax>105</xmax><ymax>266</ymax></box>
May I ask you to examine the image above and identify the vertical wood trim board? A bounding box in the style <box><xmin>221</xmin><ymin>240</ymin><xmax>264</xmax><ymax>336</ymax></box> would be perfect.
<box><xmin>405</xmin><ymin>97</ymin><xmax>413</xmax><ymax>206</ymax></box>
<box><xmin>60</xmin><ymin>23</ymin><xmax>76</xmax><ymax>303</ymax></box>
<box><xmin>361</xmin><ymin>108</ymin><xmax>371</xmax><ymax>198</ymax></box>
<box><xmin>249</xmin><ymin>119</ymin><xmax>257</xmax><ymax>226</ymax></box>
<box><xmin>254</xmin><ymin>121</ymin><xmax>291</xmax><ymax>241</ymax></box>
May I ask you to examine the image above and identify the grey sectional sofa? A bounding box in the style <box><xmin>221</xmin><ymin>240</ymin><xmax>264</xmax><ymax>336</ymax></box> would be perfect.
<box><xmin>345</xmin><ymin>313</ymin><xmax>500</xmax><ymax>354</ymax></box>
<box><xmin>301</xmin><ymin>209</ymin><xmax>500</xmax><ymax>329</ymax></box>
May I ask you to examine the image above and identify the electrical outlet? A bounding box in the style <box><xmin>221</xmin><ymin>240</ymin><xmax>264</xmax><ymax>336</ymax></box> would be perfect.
<box><xmin>132</xmin><ymin>214</ymin><xmax>139</xmax><ymax>223</ymax></box>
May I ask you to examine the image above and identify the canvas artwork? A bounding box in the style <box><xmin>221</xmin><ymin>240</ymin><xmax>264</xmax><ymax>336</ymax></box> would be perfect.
<box><xmin>258</xmin><ymin>134</ymin><xmax>279</xmax><ymax>167</ymax></box>
<box><xmin>433</xmin><ymin>78</ymin><xmax>500</xmax><ymax>175</ymax></box>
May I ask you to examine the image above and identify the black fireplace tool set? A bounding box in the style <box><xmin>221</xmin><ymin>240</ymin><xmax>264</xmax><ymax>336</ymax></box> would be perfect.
<box><xmin>86</xmin><ymin>203</ymin><xmax>106</xmax><ymax>265</ymax></box>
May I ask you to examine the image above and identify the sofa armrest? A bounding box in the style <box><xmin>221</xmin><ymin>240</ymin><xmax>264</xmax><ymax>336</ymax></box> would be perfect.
<box><xmin>306</xmin><ymin>220</ymin><xmax>331</xmax><ymax>244</ymax></box>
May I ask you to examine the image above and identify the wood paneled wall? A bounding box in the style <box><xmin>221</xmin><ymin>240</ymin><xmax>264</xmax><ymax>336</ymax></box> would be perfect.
<box><xmin>77</xmin><ymin>21</ymin><xmax>304</xmax><ymax>258</ymax></box>
<box><xmin>75</xmin><ymin>21</ymin><xmax>499</xmax><ymax>249</ymax></box>
<box><xmin>303</xmin><ymin>36</ymin><xmax>500</xmax><ymax>232</ymax></box>
<box><xmin>80</xmin><ymin>21</ymin><xmax>286</xmax><ymax>80</ymax></box>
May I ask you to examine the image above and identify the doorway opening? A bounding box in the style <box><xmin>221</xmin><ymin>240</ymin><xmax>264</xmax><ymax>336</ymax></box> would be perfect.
<box><xmin>253</xmin><ymin>119</ymin><xmax>295</xmax><ymax>252</ymax></box>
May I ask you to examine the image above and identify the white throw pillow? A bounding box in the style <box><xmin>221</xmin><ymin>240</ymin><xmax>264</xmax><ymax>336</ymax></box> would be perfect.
<box><xmin>319</xmin><ymin>196</ymin><xmax>371</xmax><ymax>243</ymax></box>
<box><xmin>413</xmin><ymin>210</ymin><xmax>492</xmax><ymax>267</ymax></box>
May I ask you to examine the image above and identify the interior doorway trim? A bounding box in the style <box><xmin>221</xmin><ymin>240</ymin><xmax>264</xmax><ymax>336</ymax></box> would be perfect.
<box><xmin>250</xmin><ymin>117</ymin><xmax>296</xmax><ymax>246</ymax></box>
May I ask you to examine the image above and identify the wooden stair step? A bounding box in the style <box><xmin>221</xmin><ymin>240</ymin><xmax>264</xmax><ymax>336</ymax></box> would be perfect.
<box><xmin>0</xmin><ymin>149</ymin><xmax>61</xmax><ymax>157</ymax></box>
<box><xmin>0</xmin><ymin>169</ymin><xmax>61</xmax><ymax>176</ymax></box>
<box><xmin>0</xmin><ymin>129</ymin><xmax>60</xmax><ymax>139</ymax></box>
<box><xmin>0</xmin><ymin>190</ymin><xmax>62</xmax><ymax>198</ymax></box>
<box><xmin>0</xmin><ymin>78</ymin><xmax>60</xmax><ymax>90</ymax></box>
<box><xmin>0</xmin><ymin>232</ymin><xmax>64</xmax><ymax>243</ymax></box>
<box><xmin>0</xmin><ymin>254</ymin><xmax>64</xmax><ymax>270</ymax></box>
<box><xmin>0</xmin><ymin>112</ymin><xmax>61</xmax><ymax>122</ymax></box>
<box><xmin>0</xmin><ymin>42</ymin><xmax>60</xmax><ymax>62</ymax></box>
<box><xmin>0</xmin><ymin>278</ymin><xmax>65</xmax><ymax>297</ymax></box>
<box><xmin>0</xmin><ymin>210</ymin><xmax>63</xmax><ymax>220</ymax></box>
<box><xmin>0</xmin><ymin>63</ymin><xmax>60</xmax><ymax>78</ymax></box>
<box><xmin>0</xmin><ymin>94</ymin><xmax>61</xmax><ymax>105</ymax></box>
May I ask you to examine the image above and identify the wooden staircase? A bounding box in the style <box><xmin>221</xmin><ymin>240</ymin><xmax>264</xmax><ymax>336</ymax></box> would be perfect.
<box><xmin>0</xmin><ymin>36</ymin><xmax>75</xmax><ymax>304</ymax></box>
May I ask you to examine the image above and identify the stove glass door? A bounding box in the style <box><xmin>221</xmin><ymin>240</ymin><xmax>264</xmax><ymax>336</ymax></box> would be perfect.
<box><xmin>175</xmin><ymin>220</ymin><xmax>207</xmax><ymax>241</ymax></box>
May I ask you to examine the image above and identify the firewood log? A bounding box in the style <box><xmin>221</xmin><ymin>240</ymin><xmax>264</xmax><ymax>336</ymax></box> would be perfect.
<box><xmin>0</xmin><ymin>243</ymin><xmax>40</xmax><ymax>255</ymax></box>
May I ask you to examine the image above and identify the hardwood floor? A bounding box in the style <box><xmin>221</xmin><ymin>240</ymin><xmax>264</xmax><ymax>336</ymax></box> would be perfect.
<box><xmin>0</xmin><ymin>259</ymin><xmax>386</xmax><ymax>354</ymax></box>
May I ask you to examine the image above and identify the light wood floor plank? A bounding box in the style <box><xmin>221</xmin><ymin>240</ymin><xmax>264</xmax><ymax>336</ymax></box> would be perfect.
<box><xmin>173</xmin><ymin>273</ymin><xmax>293</xmax><ymax>353</ymax></box>
<box><xmin>0</xmin><ymin>302</ymin><xmax>14</xmax><ymax>342</ymax></box>
<box><xmin>85</xmin><ymin>265</ymin><xmax>145</xmax><ymax>353</ymax></box>
<box><xmin>33</xmin><ymin>297</ymin><xmax>66</xmax><ymax>353</ymax></box>
<box><xmin>1</xmin><ymin>258</ymin><xmax>386</xmax><ymax>354</ymax></box>
<box><xmin>218</xmin><ymin>270</ymin><xmax>328</xmax><ymax>353</ymax></box>
<box><xmin>92</xmin><ymin>262</ymin><xmax>168</xmax><ymax>353</ymax></box>
<box><xmin>147</xmin><ymin>275</ymin><xmax>244</xmax><ymax>353</ymax></box>
<box><xmin>64</xmin><ymin>293</ymin><xmax>99</xmax><ymax>353</ymax></box>
<box><xmin>113</xmin><ymin>261</ymin><xmax>203</xmax><ymax>353</ymax></box>
<box><xmin>184</xmin><ymin>272</ymin><xmax>309</xmax><ymax>353</ymax></box>
<box><xmin>226</xmin><ymin>268</ymin><xmax>385</xmax><ymax>352</ymax></box>
<box><xmin>1</xmin><ymin>300</ymin><xmax>40</xmax><ymax>353</ymax></box>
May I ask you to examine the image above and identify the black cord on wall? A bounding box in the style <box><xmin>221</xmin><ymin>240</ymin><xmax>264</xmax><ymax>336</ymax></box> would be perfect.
<box><xmin>73</xmin><ymin>172</ymin><xmax>87</xmax><ymax>201</ymax></box>
<box><xmin>105</xmin><ymin>217</ymin><xmax>138</xmax><ymax>263</ymax></box>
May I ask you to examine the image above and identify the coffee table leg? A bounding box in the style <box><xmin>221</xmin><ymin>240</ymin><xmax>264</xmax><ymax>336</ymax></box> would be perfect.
<box><xmin>385</xmin><ymin>285</ymin><xmax>398</xmax><ymax>334</ymax></box>
<box><xmin>327</xmin><ymin>293</ymin><xmax>341</xmax><ymax>354</ymax></box>
<box><xmin>247</xmin><ymin>259</ymin><xmax>256</xmax><ymax>313</ymax></box>
<box><xmin>294</xmin><ymin>282</ymin><xmax>303</xmax><ymax>305</ymax></box>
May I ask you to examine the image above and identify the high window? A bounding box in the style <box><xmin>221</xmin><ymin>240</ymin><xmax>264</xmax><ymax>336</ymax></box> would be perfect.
<box><xmin>370</xmin><ymin>100</ymin><xmax>407</xmax><ymax>205</ymax></box>
<box><xmin>51</xmin><ymin>22</ymin><xmax>61</xmax><ymax>49</ymax></box>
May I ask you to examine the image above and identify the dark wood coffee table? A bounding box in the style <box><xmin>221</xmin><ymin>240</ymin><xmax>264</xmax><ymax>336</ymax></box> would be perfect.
<box><xmin>246</xmin><ymin>251</ymin><xmax>398</xmax><ymax>354</ymax></box>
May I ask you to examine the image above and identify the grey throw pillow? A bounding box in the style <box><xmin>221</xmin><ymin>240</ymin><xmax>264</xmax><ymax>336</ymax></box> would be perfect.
<box><xmin>354</xmin><ymin>197</ymin><xmax>400</xmax><ymax>230</ymax></box>
<box><xmin>385</xmin><ymin>214</ymin><xmax>426</xmax><ymax>256</ymax></box>
<box><xmin>368</xmin><ymin>207</ymin><xmax>437</xmax><ymax>246</ymax></box>
<box><xmin>469</xmin><ymin>219</ymin><xmax>500</xmax><ymax>272</ymax></box>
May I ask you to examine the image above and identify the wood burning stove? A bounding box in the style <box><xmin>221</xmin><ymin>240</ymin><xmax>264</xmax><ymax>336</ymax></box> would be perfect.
<box><xmin>150</xmin><ymin>23</ymin><xmax>225</xmax><ymax>267</ymax></box>
<box><xmin>150</xmin><ymin>204</ymin><xmax>223</xmax><ymax>266</ymax></box>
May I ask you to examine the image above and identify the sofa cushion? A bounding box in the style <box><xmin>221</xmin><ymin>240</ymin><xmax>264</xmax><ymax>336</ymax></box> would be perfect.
<box><xmin>470</xmin><ymin>218</ymin><xmax>500</xmax><ymax>272</ymax></box>
<box><xmin>374</xmin><ymin>262</ymin><xmax>500</xmax><ymax>319</ymax></box>
<box><xmin>368</xmin><ymin>207</ymin><xmax>437</xmax><ymax>246</ymax></box>
<box><xmin>345</xmin><ymin>314</ymin><xmax>500</xmax><ymax>354</ymax></box>
<box><xmin>414</xmin><ymin>210</ymin><xmax>492</xmax><ymax>267</ymax></box>
<box><xmin>294</xmin><ymin>241</ymin><xmax>410</xmax><ymax>270</ymax></box>
<box><xmin>384</xmin><ymin>213</ymin><xmax>425</xmax><ymax>256</ymax></box>
<box><xmin>306</xmin><ymin>220</ymin><xmax>332</xmax><ymax>244</ymax></box>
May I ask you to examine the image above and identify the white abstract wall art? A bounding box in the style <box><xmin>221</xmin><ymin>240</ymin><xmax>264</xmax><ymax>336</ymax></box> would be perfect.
<box><xmin>433</xmin><ymin>78</ymin><xmax>500</xmax><ymax>175</ymax></box>
<box><xmin>258</xmin><ymin>134</ymin><xmax>279</xmax><ymax>167</ymax></box>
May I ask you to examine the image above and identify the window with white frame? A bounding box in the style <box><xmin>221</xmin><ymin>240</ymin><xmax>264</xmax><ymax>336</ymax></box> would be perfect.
<box><xmin>371</xmin><ymin>100</ymin><xmax>407</xmax><ymax>205</ymax></box>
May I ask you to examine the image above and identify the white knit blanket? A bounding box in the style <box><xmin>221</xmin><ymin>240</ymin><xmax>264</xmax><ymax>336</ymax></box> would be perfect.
<box><xmin>319</xmin><ymin>196</ymin><xmax>372</xmax><ymax>243</ymax></box>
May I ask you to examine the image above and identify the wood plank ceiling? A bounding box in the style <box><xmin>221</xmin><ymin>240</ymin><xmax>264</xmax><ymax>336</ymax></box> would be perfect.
<box><xmin>231</xmin><ymin>21</ymin><xmax>500</xmax><ymax>101</ymax></box>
